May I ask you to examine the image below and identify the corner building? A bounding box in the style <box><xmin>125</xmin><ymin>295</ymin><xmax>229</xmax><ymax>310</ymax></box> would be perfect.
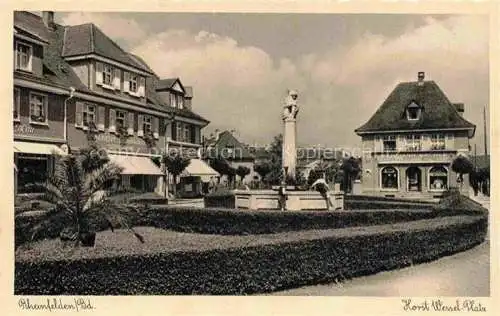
<box><xmin>355</xmin><ymin>72</ymin><xmax>476</xmax><ymax>200</ymax></box>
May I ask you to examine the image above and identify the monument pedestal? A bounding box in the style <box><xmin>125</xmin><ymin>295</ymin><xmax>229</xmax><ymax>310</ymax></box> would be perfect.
<box><xmin>283</xmin><ymin>117</ymin><xmax>297</xmax><ymax>180</ymax></box>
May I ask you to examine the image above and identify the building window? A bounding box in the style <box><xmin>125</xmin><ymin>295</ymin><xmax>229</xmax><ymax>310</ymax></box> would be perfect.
<box><xmin>170</xmin><ymin>94</ymin><xmax>177</xmax><ymax>108</ymax></box>
<box><xmin>103</xmin><ymin>64</ymin><xmax>113</xmax><ymax>86</ymax></box>
<box><xmin>183</xmin><ymin>124</ymin><xmax>191</xmax><ymax>142</ymax></box>
<box><xmin>14</xmin><ymin>89</ymin><xmax>20</xmax><ymax>121</ymax></box>
<box><xmin>429</xmin><ymin>166</ymin><xmax>448</xmax><ymax>191</ymax></box>
<box><xmin>129</xmin><ymin>74</ymin><xmax>138</xmax><ymax>93</ymax></box>
<box><xmin>405</xmin><ymin>134</ymin><xmax>421</xmax><ymax>151</ymax></box>
<box><xmin>383</xmin><ymin>135</ymin><xmax>397</xmax><ymax>152</ymax></box>
<box><xmin>116</xmin><ymin>110</ymin><xmax>127</xmax><ymax>129</ymax></box>
<box><xmin>29</xmin><ymin>92</ymin><xmax>47</xmax><ymax>124</ymax></box>
<box><xmin>16</xmin><ymin>42</ymin><xmax>32</xmax><ymax>72</ymax></box>
<box><xmin>176</xmin><ymin>122</ymin><xmax>183</xmax><ymax>141</ymax></box>
<box><xmin>82</xmin><ymin>104</ymin><xmax>96</xmax><ymax>127</ymax></box>
<box><xmin>406</xmin><ymin>102</ymin><xmax>421</xmax><ymax>120</ymax></box>
<box><xmin>143</xmin><ymin>115</ymin><xmax>152</xmax><ymax>134</ymax></box>
<box><xmin>177</xmin><ymin>95</ymin><xmax>184</xmax><ymax>109</ymax></box>
<box><xmin>430</xmin><ymin>134</ymin><xmax>446</xmax><ymax>150</ymax></box>
<box><xmin>381</xmin><ymin>166</ymin><xmax>398</xmax><ymax>189</ymax></box>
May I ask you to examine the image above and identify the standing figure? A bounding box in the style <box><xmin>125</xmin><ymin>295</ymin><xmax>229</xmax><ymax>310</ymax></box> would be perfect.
<box><xmin>282</xmin><ymin>89</ymin><xmax>299</xmax><ymax>121</ymax></box>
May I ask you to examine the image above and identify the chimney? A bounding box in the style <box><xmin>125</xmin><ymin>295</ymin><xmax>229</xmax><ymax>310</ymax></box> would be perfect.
<box><xmin>417</xmin><ymin>72</ymin><xmax>425</xmax><ymax>86</ymax></box>
<box><xmin>42</xmin><ymin>11</ymin><xmax>55</xmax><ymax>30</ymax></box>
<box><xmin>215</xmin><ymin>129</ymin><xmax>220</xmax><ymax>141</ymax></box>
<box><xmin>184</xmin><ymin>86</ymin><xmax>193</xmax><ymax>110</ymax></box>
<box><xmin>453</xmin><ymin>103</ymin><xmax>465</xmax><ymax>116</ymax></box>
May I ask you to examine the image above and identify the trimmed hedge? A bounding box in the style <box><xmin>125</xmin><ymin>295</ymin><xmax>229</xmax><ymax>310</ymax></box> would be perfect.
<box><xmin>15</xmin><ymin>208</ymin><xmax>439</xmax><ymax>247</ymax></box>
<box><xmin>204</xmin><ymin>191</ymin><xmax>235</xmax><ymax>208</ymax></box>
<box><xmin>344</xmin><ymin>194</ymin><xmax>436</xmax><ymax>210</ymax></box>
<box><xmin>15</xmin><ymin>215</ymin><xmax>487</xmax><ymax>295</ymax></box>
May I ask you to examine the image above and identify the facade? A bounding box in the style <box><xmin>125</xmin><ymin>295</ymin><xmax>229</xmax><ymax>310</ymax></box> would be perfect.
<box><xmin>13</xmin><ymin>11</ymin><xmax>213</xmax><ymax>197</ymax></box>
<box><xmin>355</xmin><ymin>72</ymin><xmax>476</xmax><ymax>200</ymax></box>
<box><xmin>204</xmin><ymin>130</ymin><xmax>257</xmax><ymax>184</ymax></box>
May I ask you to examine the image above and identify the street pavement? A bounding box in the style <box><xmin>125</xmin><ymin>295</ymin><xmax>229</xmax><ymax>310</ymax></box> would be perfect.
<box><xmin>270</xmin><ymin>241</ymin><xmax>490</xmax><ymax>296</ymax></box>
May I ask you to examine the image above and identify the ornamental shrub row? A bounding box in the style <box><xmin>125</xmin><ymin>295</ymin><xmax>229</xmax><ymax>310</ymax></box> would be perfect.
<box><xmin>15</xmin><ymin>215</ymin><xmax>487</xmax><ymax>295</ymax></box>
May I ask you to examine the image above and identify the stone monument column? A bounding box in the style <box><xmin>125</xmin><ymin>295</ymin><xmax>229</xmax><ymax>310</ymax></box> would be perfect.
<box><xmin>282</xmin><ymin>90</ymin><xmax>299</xmax><ymax>182</ymax></box>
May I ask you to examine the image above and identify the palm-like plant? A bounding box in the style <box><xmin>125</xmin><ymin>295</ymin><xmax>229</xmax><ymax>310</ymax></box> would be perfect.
<box><xmin>28</xmin><ymin>153</ymin><xmax>144</xmax><ymax>247</ymax></box>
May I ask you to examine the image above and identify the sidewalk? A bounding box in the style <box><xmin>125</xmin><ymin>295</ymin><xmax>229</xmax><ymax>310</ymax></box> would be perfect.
<box><xmin>468</xmin><ymin>188</ymin><xmax>490</xmax><ymax>210</ymax></box>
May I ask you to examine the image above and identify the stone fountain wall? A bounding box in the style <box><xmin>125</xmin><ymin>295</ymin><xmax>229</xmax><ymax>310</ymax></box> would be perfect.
<box><xmin>234</xmin><ymin>190</ymin><xmax>344</xmax><ymax>211</ymax></box>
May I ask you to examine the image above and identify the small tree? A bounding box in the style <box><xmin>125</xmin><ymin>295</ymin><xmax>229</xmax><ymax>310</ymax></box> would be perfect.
<box><xmin>451</xmin><ymin>155</ymin><xmax>473</xmax><ymax>188</ymax></box>
<box><xmin>163</xmin><ymin>153</ymin><xmax>191</xmax><ymax>197</ymax></box>
<box><xmin>236</xmin><ymin>166</ymin><xmax>251</xmax><ymax>184</ymax></box>
<box><xmin>340</xmin><ymin>157</ymin><xmax>361</xmax><ymax>193</ymax></box>
<box><xmin>227</xmin><ymin>167</ymin><xmax>237</xmax><ymax>188</ymax></box>
<box><xmin>254</xmin><ymin>162</ymin><xmax>272</xmax><ymax>183</ymax></box>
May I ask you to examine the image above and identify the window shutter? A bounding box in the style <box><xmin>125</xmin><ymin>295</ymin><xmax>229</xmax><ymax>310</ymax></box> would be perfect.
<box><xmin>374</xmin><ymin>135</ymin><xmax>382</xmax><ymax>152</ymax></box>
<box><xmin>75</xmin><ymin>101</ymin><xmax>83</xmax><ymax>127</ymax></box>
<box><xmin>96</xmin><ymin>62</ymin><xmax>103</xmax><ymax>85</ymax></box>
<box><xmin>109</xmin><ymin>109</ymin><xmax>116</xmax><ymax>133</ymax></box>
<box><xmin>137</xmin><ymin>114</ymin><xmax>144</xmax><ymax>137</ymax></box>
<box><xmin>127</xmin><ymin>112</ymin><xmax>134</xmax><ymax>135</ymax></box>
<box><xmin>138</xmin><ymin>77</ymin><xmax>145</xmax><ymax>97</ymax></box>
<box><xmin>153</xmin><ymin>117</ymin><xmax>159</xmax><ymax>139</ymax></box>
<box><xmin>123</xmin><ymin>72</ymin><xmax>130</xmax><ymax>93</ymax></box>
<box><xmin>97</xmin><ymin>106</ymin><xmax>105</xmax><ymax>131</ymax></box>
<box><xmin>113</xmin><ymin>68</ymin><xmax>121</xmax><ymax>90</ymax></box>
<box><xmin>190</xmin><ymin>125</ymin><xmax>196</xmax><ymax>144</ymax></box>
<box><xmin>172</xmin><ymin>121</ymin><xmax>177</xmax><ymax>141</ymax></box>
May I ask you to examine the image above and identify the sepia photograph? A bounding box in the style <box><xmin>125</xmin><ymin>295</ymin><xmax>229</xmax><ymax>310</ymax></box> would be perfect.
<box><xmin>8</xmin><ymin>2</ymin><xmax>494</xmax><ymax>310</ymax></box>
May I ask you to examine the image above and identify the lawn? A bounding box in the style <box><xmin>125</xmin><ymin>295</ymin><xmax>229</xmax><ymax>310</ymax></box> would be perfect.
<box><xmin>16</xmin><ymin>215</ymin><xmax>484</xmax><ymax>263</ymax></box>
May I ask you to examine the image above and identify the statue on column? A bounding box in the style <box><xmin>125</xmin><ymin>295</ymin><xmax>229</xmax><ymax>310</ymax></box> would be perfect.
<box><xmin>282</xmin><ymin>89</ymin><xmax>299</xmax><ymax>121</ymax></box>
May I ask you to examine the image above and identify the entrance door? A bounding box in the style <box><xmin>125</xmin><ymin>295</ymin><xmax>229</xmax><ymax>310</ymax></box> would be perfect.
<box><xmin>406</xmin><ymin>166</ymin><xmax>422</xmax><ymax>192</ymax></box>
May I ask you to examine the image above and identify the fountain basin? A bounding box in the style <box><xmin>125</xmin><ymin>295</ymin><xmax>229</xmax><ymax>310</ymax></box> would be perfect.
<box><xmin>234</xmin><ymin>190</ymin><xmax>344</xmax><ymax>211</ymax></box>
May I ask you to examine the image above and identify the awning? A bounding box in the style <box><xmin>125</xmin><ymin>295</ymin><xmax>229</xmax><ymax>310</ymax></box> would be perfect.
<box><xmin>108</xmin><ymin>154</ymin><xmax>163</xmax><ymax>175</ymax></box>
<box><xmin>14</xmin><ymin>141</ymin><xmax>66</xmax><ymax>156</ymax></box>
<box><xmin>182</xmin><ymin>159</ymin><xmax>220</xmax><ymax>182</ymax></box>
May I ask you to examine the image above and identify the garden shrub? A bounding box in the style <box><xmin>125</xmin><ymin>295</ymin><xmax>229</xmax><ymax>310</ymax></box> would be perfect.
<box><xmin>15</xmin><ymin>215</ymin><xmax>487</xmax><ymax>295</ymax></box>
<box><xmin>204</xmin><ymin>189</ymin><xmax>235</xmax><ymax>208</ymax></box>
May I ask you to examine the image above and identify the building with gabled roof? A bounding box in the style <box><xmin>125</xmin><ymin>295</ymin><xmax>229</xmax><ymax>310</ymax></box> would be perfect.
<box><xmin>355</xmin><ymin>72</ymin><xmax>476</xmax><ymax>200</ymax></box>
<box><xmin>13</xmin><ymin>11</ymin><xmax>214</xmax><ymax>197</ymax></box>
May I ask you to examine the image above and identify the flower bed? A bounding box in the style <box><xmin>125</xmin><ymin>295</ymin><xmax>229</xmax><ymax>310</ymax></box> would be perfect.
<box><xmin>15</xmin><ymin>214</ymin><xmax>487</xmax><ymax>295</ymax></box>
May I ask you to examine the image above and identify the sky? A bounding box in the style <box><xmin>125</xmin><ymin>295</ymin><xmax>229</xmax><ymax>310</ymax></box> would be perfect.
<box><xmin>53</xmin><ymin>12</ymin><xmax>489</xmax><ymax>153</ymax></box>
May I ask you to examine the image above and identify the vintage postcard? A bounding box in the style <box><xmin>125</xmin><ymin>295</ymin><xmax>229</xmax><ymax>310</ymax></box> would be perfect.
<box><xmin>1</xmin><ymin>0</ymin><xmax>498</xmax><ymax>315</ymax></box>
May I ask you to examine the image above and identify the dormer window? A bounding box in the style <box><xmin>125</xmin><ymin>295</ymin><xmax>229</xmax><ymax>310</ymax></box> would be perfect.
<box><xmin>406</xmin><ymin>101</ymin><xmax>422</xmax><ymax>121</ymax></box>
<box><xmin>15</xmin><ymin>42</ymin><xmax>32</xmax><ymax>72</ymax></box>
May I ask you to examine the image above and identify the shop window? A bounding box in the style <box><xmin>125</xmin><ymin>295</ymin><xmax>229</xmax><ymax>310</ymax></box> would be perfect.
<box><xmin>429</xmin><ymin>166</ymin><xmax>448</xmax><ymax>191</ymax></box>
<box><xmin>383</xmin><ymin>135</ymin><xmax>396</xmax><ymax>152</ymax></box>
<box><xmin>17</xmin><ymin>155</ymin><xmax>48</xmax><ymax>193</ymax></box>
<box><xmin>381</xmin><ymin>166</ymin><xmax>398</xmax><ymax>189</ymax></box>
<box><xmin>29</xmin><ymin>92</ymin><xmax>48</xmax><ymax>124</ymax></box>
